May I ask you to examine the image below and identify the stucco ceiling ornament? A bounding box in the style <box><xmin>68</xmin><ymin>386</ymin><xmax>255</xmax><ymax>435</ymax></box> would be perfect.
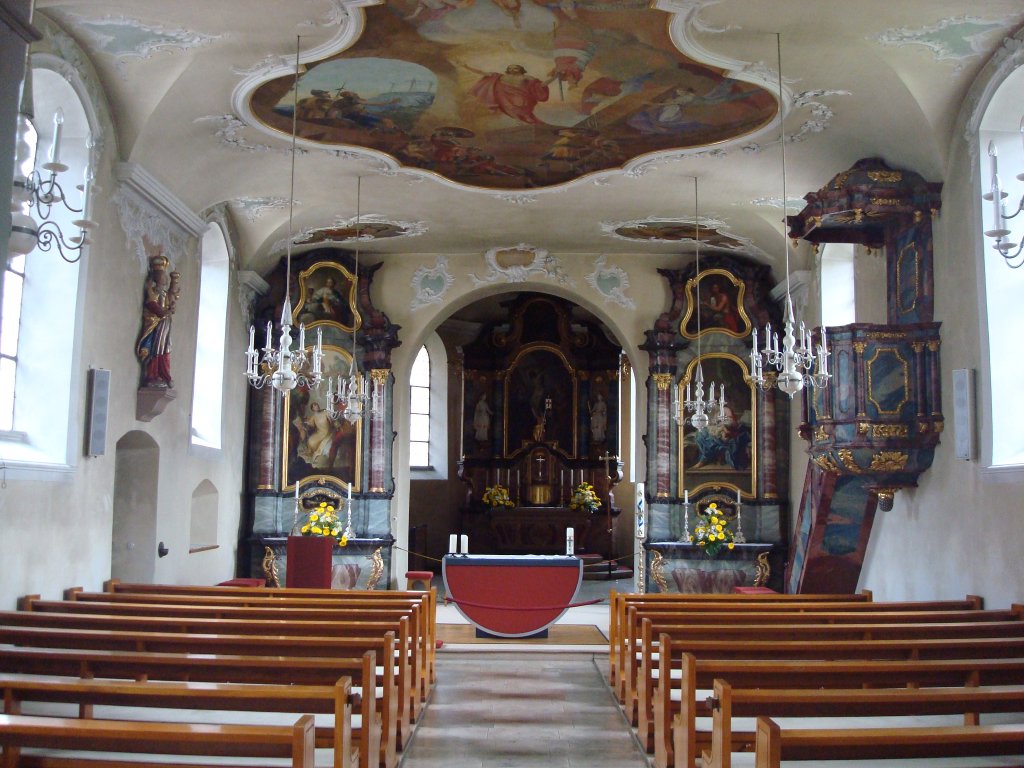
<box><xmin>495</xmin><ymin>193</ymin><xmax>539</xmax><ymax>206</ymax></box>
<box><xmin>873</xmin><ymin>15</ymin><xmax>1010</xmax><ymax>72</ymax></box>
<box><xmin>470</xmin><ymin>244</ymin><xmax>574</xmax><ymax>287</ymax></box>
<box><xmin>229</xmin><ymin>196</ymin><xmax>293</xmax><ymax>223</ymax></box>
<box><xmin>585</xmin><ymin>256</ymin><xmax>635</xmax><ymax>310</ymax></box>
<box><xmin>57</xmin><ymin>12</ymin><xmax>221</xmax><ymax>79</ymax></box>
<box><xmin>410</xmin><ymin>256</ymin><xmax>455</xmax><ymax>311</ymax></box>
<box><xmin>113</xmin><ymin>188</ymin><xmax>196</xmax><ymax>274</ymax></box>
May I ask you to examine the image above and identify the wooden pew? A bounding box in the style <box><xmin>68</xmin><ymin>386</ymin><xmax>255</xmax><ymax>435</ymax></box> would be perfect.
<box><xmin>0</xmin><ymin>712</ymin><xmax>316</xmax><ymax>768</ymax></box>
<box><xmin>706</xmin><ymin>679</ymin><xmax>1024</xmax><ymax>768</ymax></box>
<box><xmin>0</xmin><ymin>675</ymin><xmax>355</xmax><ymax>768</ymax></box>
<box><xmin>1</xmin><ymin>609</ymin><xmax>417</xmax><ymax>736</ymax></box>
<box><xmin>632</xmin><ymin>614</ymin><xmax>1024</xmax><ymax>746</ymax></box>
<box><xmin>615</xmin><ymin>596</ymin><xmax>988</xmax><ymax>704</ymax></box>
<box><xmin>0</xmin><ymin>647</ymin><xmax>382</xmax><ymax>768</ymax></box>
<box><xmin>0</xmin><ymin>625</ymin><xmax>400</xmax><ymax>768</ymax></box>
<box><xmin>608</xmin><ymin>590</ymin><xmax>876</xmax><ymax>696</ymax></box>
<box><xmin>70</xmin><ymin>585</ymin><xmax>438</xmax><ymax>688</ymax></box>
<box><xmin>17</xmin><ymin>598</ymin><xmax>431</xmax><ymax>717</ymax></box>
<box><xmin>754</xmin><ymin>716</ymin><xmax>1024</xmax><ymax>766</ymax></box>
<box><xmin>663</xmin><ymin>651</ymin><xmax>1024</xmax><ymax>768</ymax></box>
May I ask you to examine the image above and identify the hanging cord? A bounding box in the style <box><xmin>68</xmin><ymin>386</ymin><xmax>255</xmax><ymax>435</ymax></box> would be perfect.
<box><xmin>776</xmin><ymin>32</ymin><xmax>791</xmax><ymax>294</ymax></box>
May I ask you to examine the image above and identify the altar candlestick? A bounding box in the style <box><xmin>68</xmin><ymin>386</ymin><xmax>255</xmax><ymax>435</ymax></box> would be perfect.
<box><xmin>449</xmin><ymin>534</ymin><xmax>457</xmax><ymax>554</ymax></box>
<box><xmin>460</xmin><ymin>534</ymin><xmax>469</xmax><ymax>554</ymax></box>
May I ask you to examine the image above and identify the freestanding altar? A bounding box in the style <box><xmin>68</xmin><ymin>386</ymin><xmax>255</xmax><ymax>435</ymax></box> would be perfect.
<box><xmin>442</xmin><ymin>554</ymin><xmax>583</xmax><ymax>638</ymax></box>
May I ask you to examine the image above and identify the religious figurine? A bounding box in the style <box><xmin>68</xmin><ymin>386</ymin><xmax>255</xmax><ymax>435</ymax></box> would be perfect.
<box><xmin>473</xmin><ymin>392</ymin><xmax>493</xmax><ymax>442</ymax></box>
<box><xmin>589</xmin><ymin>392</ymin><xmax>608</xmax><ymax>443</ymax></box>
<box><xmin>134</xmin><ymin>244</ymin><xmax>181</xmax><ymax>389</ymax></box>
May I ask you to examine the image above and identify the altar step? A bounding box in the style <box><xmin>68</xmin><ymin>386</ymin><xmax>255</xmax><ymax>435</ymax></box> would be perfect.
<box><xmin>579</xmin><ymin>554</ymin><xmax>633</xmax><ymax>581</ymax></box>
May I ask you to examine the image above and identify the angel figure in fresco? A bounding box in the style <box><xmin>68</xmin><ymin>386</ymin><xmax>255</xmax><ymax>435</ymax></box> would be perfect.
<box><xmin>135</xmin><ymin>243</ymin><xmax>181</xmax><ymax>389</ymax></box>
<box><xmin>461</xmin><ymin>62</ymin><xmax>556</xmax><ymax>125</ymax></box>
<box><xmin>405</xmin><ymin>0</ymin><xmax>475</xmax><ymax>21</ymax></box>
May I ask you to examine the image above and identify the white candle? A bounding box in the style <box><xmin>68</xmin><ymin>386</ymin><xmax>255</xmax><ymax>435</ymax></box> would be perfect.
<box><xmin>49</xmin><ymin>108</ymin><xmax>64</xmax><ymax>165</ymax></box>
<box><xmin>449</xmin><ymin>534</ymin><xmax>457</xmax><ymax>554</ymax></box>
<box><xmin>684</xmin><ymin>489</ymin><xmax>689</xmax><ymax>504</ymax></box>
<box><xmin>736</xmin><ymin>488</ymin><xmax>742</xmax><ymax>504</ymax></box>
<box><xmin>295</xmin><ymin>481</ymin><xmax>299</xmax><ymax>501</ymax></box>
<box><xmin>560</xmin><ymin>469</ymin><xmax>564</xmax><ymax>490</ymax></box>
<box><xmin>460</xmin><ymin>534</ymin><xmax>468</xmax><ymax>554</ymax></box>
<box><xmin>298</xmin><ymin>323</ymin><xmax>305</xmax><ymax>351</ymax></box>
<box><xmin>248</xmin><ymin>325</ymin><xmax>255</xmax><ymax>351</ymax></box>
<box><xmin>264</xmin><ymin>320</ymin><xmax>272</xmax><ymax>349</ymax></box>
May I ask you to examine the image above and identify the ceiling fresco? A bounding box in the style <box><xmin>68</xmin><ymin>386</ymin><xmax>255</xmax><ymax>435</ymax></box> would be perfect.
<box><xmin>246</xmin><ymin>0</ymin><xmax>777</xmax><ymax>190</ymax></box>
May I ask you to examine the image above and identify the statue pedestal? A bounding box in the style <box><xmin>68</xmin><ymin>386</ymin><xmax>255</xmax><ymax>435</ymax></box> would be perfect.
<box><xmin>136</xmin><ymin>386</ymin><xmax>176</xmax><ymax>422</ymax></box>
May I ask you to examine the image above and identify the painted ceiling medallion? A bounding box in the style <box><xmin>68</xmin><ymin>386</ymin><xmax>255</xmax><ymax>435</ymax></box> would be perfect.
<box><xmin>244</xmin><ymin>1</ymin><xmax>777</xmax><ymax>190</ymax></box>
<box><xmin>603</xmin><ymin>216</ymin><xmax>749</xmax><ymax>251</ymax></box>
<box><xmin>293</xmin><ymin>214</ymin><xmax>427</xmax><ymax>245</ymax></box>
<box><xmin>470</xmin><ymin>243</ymin><xmax>573</xmax><ymax>286</ymax></box>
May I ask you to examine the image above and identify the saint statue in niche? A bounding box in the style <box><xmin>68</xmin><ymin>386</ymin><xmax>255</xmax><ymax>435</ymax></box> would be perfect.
<box><xmin>589</xmin><ymin>392</ymin><xmax>607</xmax><ymax>443</ymax></box>
<box><xmin>473</xmin><ymin>393</ymin><xmax>492</xmax><ymax>442</ymax></box>
<box><xmin>134</xmin><ymin>242</ymin><xmax>181</xmax><ymax>389</ymax></box>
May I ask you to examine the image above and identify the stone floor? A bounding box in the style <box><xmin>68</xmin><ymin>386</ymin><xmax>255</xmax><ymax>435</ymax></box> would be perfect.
<box><xmin>397</xmin><ymin>653</ymin><xmax>649</xmax><ymax>768</ymax></box>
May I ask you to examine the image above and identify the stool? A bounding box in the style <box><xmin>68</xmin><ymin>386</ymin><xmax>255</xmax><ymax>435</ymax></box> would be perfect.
<box><xmin>405</xmin><ymin>570</ymin><xmax>434</xmax><ymax>591</ymax></box>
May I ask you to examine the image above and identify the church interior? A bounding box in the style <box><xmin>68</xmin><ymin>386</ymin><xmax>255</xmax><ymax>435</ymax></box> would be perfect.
<box><xmin>2</xmin><ymin>0</ymin><xmax>1024</xmax><ymax>764</ymax></box>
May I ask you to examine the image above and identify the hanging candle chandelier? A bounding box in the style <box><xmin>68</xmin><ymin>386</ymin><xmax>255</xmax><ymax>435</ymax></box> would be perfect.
<box><xmin>673</xmin><ymin>176</ymin><xmax>726</xmax><ymax>430</ymax></box>
<box><xmin>748</xmin><ymin>34</ymin><xmax>830</xmax><ymax>397</ymax></box>
<box><xmin>325</xmin><ymin>176</ymin><xmax>384</xmax><ymax>424</ymax></box>
<box><xmin>245</xmin><ymin>36</ymin><xmax>323</xmax><ymax>393</ymax></box>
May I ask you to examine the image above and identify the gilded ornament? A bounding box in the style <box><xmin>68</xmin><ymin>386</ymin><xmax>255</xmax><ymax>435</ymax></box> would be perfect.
<box><xmin>365</xmin><ymin>547</ymin><xmax>385</xmax><ymax>590</ymax></box>
<box><xmin>854</xmin><ymin>209</ymin><xmax>864</xmax><ymax>223</ymax></box>
<box><xmin>650</xmin><ymin>550</ymin><xmax>669</xmax><ymax>592</ymax></box>
<box><xmin>869</xmin><ymin>451</ymin><xmax>909</xmax><ymax>472</ymax></box>
<box><xmin>873</xmin><ymin>424</ymin><xmax>909</xmax><ymax>438</ymax></box>
<box><xmin>812</xmin><ymin>454</ymin><xmax>843</xmax><ymax>474</ymax></box>
<box><xmin>853</xmin><ymin>342</ymin><xmax>867</xmax><ymax>354</ymax></box>
<box><xmin>371</xmin><ymin>369</ymin><xmax>389</xmax><ymax>386</ymax></box>
<box><xmin>933</xmin><ymin>420</ymin><xmax>945</xmax><ymax>433</ymax></box>
<box><xmin>653</xmin><ymin>373</ymin><xmax>673</xmax><ymax>391</ymax></box>
<box><xmin>815</xmin><ymin>425</ymin><xmax>829</xmax><ymax>442</ymax></box>
<box><xmin>911</xmin><ymin>342</ymin><xmax>925</xmax><ymax>353</ymax></box>
<box><xmin>262</xmin><ymin>545</ymin><xmax>280</xmax><ymax>588</ymax></box>
<box><xmin>927</xmin><ymin>341</ymin><xmax>940</xmax><ymax>352</ymax></box>
<box><xmin>753</xmin><ymin>552</ymin><xmax>771</xmax><ymax>588</ymax></box>
<box><xmin>870</xmin><ymin>197</ymin><xmax>902</xmax><ymax>206</ymax></box>
<box><xmin>857</xmin><ymin>422</ymin><xmax>870</xmax><ymax>435</ymax></box>
<box><xmin>867</xmin><ymin>170</ymin><xmax>903</xmax><ymax>183</ymax></box>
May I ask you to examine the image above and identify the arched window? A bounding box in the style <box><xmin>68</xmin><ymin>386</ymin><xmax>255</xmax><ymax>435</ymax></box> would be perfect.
<box><xmin>0</xmin><ymin>66</ymin><xmax>90</xmax><ymax>469</ymax></box>
<box><xmin>409</xmin><ymin>345</ymin><xmax>431</xmax><ymax>468</ymax></box>
<box><xmin>978</xmin><ymin>65</ymin><xmax>1024</xmax><ymax>469</ymax></box>
<box><xmin>190</xmin><ymin>223</ymin><xmax>230</xmax><ymax>450</ymax></box>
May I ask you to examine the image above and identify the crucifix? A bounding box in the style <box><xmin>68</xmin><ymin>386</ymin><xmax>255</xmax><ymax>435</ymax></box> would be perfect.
<box><xmin>533</xmin><ymin>452</ymin><xmax>547</xmax><ymax>482</ymax></box>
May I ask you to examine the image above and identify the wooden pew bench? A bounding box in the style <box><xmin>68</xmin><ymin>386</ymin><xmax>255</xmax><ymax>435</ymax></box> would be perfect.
<box><xmin>65</xmin><ymin>586</ymin><xmax>438</xmax><ymax>689</ymax></box>
<box><xmin>612</xmin><ymin>594</ymin><xmax>985</xmax><ymax>706</ymax></box>
<box><xmin>0</xmin><ymin>626</ymin><xmax>399</xmax><ymax>768</ymax></box>
<box><xmin>705</xmin><ymin>680</ymin><xmax>1024</xmax><ymax>768</ymax></box>
<box><xmin>0</xmin><ymin>712</ymin><xmax>316</xmax><ymax>768</ymax></box>
<box><xmin>632</xmin><ymin>616</ymin><xmax>1024</xmax><ymax>747</ymax></box>
<box><xmin>0</xmin><ymin>648</ymin><xmax>382</xmax><ymax>768</ymax></box>
<box><xmin>662</xmin><ymin>651</ymin><xmax>1024</xmax><ymax>768</ymax></box>
<box><xmin>753</xmin><ymin>717</ymin><xmax>1024</xmax><ymax>767</ymax></box>
<box><xmin>0</xmin><ymin>675</ymin><xmax>355</xmax><ymax>768</ymax></box>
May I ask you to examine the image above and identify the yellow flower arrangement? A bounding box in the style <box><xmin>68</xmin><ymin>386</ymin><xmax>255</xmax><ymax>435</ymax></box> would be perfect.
<box><xmin>569</xmin><ymin>481</ymin><xmax>601</xmax><ymax>514</ymax></box>
<box><xmin>300</xmin><ymin>501</ymin><xmax>348</xmax><ymax>546</ymax></box>
<box><xmin>482</xmin><ymin>484</ymin><xmax>514</xmax><ymax>509</ymax></box>
<box><xmin>689</xmin><ymin>501</ymin><xmax>735</xmax><ymax>557</ymax></box>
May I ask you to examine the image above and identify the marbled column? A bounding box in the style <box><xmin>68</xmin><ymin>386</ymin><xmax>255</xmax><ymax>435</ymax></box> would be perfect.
<box><xmin>369</xmin><ymin>369</ymin><xmax>390</xmax><ymax>494</ymax></box>
<box><xmin>651</xmin><ymin>373</ymin><xmax>673</xmax><ymax>498</ymax></box>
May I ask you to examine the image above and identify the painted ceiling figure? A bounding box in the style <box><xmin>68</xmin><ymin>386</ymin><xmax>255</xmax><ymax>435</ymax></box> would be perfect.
<box><xmin>464</xmin><ymin>63</ymin><xmax>554</xmax><ymax>124</ymax></box>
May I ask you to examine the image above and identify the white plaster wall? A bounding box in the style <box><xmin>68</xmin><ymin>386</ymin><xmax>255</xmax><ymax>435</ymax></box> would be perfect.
<box><xmin>857</xmin><ymin>130</ymin><xmax>1024</xmax><ymax>609</ymax></box>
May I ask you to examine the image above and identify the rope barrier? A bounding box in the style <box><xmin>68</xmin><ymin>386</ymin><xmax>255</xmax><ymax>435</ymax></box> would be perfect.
<box><xmin>444</xmin><ymin>595</ymin><xmax>603</xmax><ymax>611</ymax></box>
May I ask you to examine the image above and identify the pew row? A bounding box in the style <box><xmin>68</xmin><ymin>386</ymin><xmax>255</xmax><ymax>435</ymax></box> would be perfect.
<box><xmin>633</xmin><ymin>615</ymin><xmax>1024</xmax><ymax>748</ymax></box>
<box><xmin>0</xmin><ymin>647</ymin><xmax>381</xmax><ymax>768</ymax></box>
<box><xmin>0</xmin><ymin>626</ymin><xmax>398</xmax><ymax>768</ymax></box>
<box><xmin>705</xmin><ymin>679</ymin><xmax>1024</xmax><ymax>768</ymax></box>
<box><xmin>662</xmin><ymin>651</ymin><xmax>1024</xmax><ymax>768</ymax></box>
<box><xmin>0</xmin><ymin>675</ymin><xmax>355</xmax><ymax>768</ymax></box>
<box><xmin>0</xmin><ymin>712</ymin><xmax>316</xmax><ymax>768</ymax></box>
<box><xmin>754</xmin><ymin>716</ymin><xmax>1024</xmax><ymax>767</ymax></box>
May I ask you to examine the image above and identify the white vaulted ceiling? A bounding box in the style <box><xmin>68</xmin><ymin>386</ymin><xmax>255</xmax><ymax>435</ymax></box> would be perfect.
<box><xmin>33</xmin><ymin>0</ymin><xmax>1024</xmax><ymax>278</ymax></box>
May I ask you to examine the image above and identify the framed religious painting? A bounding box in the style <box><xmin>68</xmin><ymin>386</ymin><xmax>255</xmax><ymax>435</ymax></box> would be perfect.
<box><xmin>294</xmin><ymin>261</ymin><xmax>361</xmax><ymax>333</ymax></box>
<box><xmin>677</xmin><ymin>352</ymin><xmax>756</xmax><ymax>499</ymax></box>
<box><xmin>283</xmin><ymin>345</ymin><xmax>362</xmax><ymax>493</ymax></box>
<box><xmin>680</xmin><ymin>268</ymin><xmax>751</xmax><ymax>340</ymax></box>
<box><xmin>503</xmin><ymin>345</ymin><xmax>578</xmax><ymax>456</ymax></box>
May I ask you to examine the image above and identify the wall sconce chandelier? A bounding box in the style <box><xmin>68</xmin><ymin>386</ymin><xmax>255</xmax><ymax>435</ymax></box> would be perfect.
<box><xmin>325</xmin><ymin>176</ymin><xmax>383</xmax><ymax>424</ymax></box>
<box><xmin>672</xmin><ymin>176</ymin><xmax>726</xmax><ymax>430</ymax></box>
<box><xmin>748</xmin><ymin>34</ymin><xmax>830</xmax><ymax>398</ymax></box>
<box><xmin>983</xmin><ymin>125</ymin><xmax>1024</xmax><ymax>269</ymax></box>
<box><xmin>244</xmin><ymin>36</ymin><xmax>324</xmax><ymax>394</ymax></box>
<box><xmin>9</xmin><ymin>67</ymin><xmax>96</xmax><ymax>264</ymax></box>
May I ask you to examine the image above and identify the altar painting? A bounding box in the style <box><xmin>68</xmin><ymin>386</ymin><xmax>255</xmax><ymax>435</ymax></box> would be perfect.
<box><xmin>678</xmin><ymin>353</ymin><xmax>755</xmax><ymax>497</ymax></box>
<box><xmin>295</xmin><ymin>262</ymin><xmax>361</xmax><ymax>332</ymax></box>
<box><xmin>247</xmin><ymin>1</ymin><xmax>777</xmax><ymax>190</ymax></box>
<box><xmin>284</xmin><ymin>346</ymin><xmax>361</xmax><ymax>492</ymax></box>
<box><xmin>680</xmin><ymin>268</ymin><xmax>751</xmax><ymax>339</ymax></box>
<box><xmin>504</xmin><ymin>346</ymin><xmax>576</xmax><ymax>455</ymax></box>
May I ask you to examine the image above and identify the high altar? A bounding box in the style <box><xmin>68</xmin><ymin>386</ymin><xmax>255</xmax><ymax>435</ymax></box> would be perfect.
<box><xmin>458</xmin><ymin>294</ymin><xmax>624</xmax><ymax>559</ymax></box>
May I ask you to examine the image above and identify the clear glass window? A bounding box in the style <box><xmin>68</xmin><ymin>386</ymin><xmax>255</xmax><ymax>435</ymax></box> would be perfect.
<box><xmin>409</xmin><ymin>345</ymin><xmax>430</xmax><ymax>467</ymax></box>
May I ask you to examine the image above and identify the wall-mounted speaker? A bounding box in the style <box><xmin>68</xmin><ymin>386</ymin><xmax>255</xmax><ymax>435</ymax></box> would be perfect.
<box><xmin>85</xmin><ymin>368</ymin><xmax>111</xmax><ymax>457</ymax></box>
<box><xmin>952</xmin><ymin>368</ymin><xmax>975</xmax><ymax>461</ymax></box>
